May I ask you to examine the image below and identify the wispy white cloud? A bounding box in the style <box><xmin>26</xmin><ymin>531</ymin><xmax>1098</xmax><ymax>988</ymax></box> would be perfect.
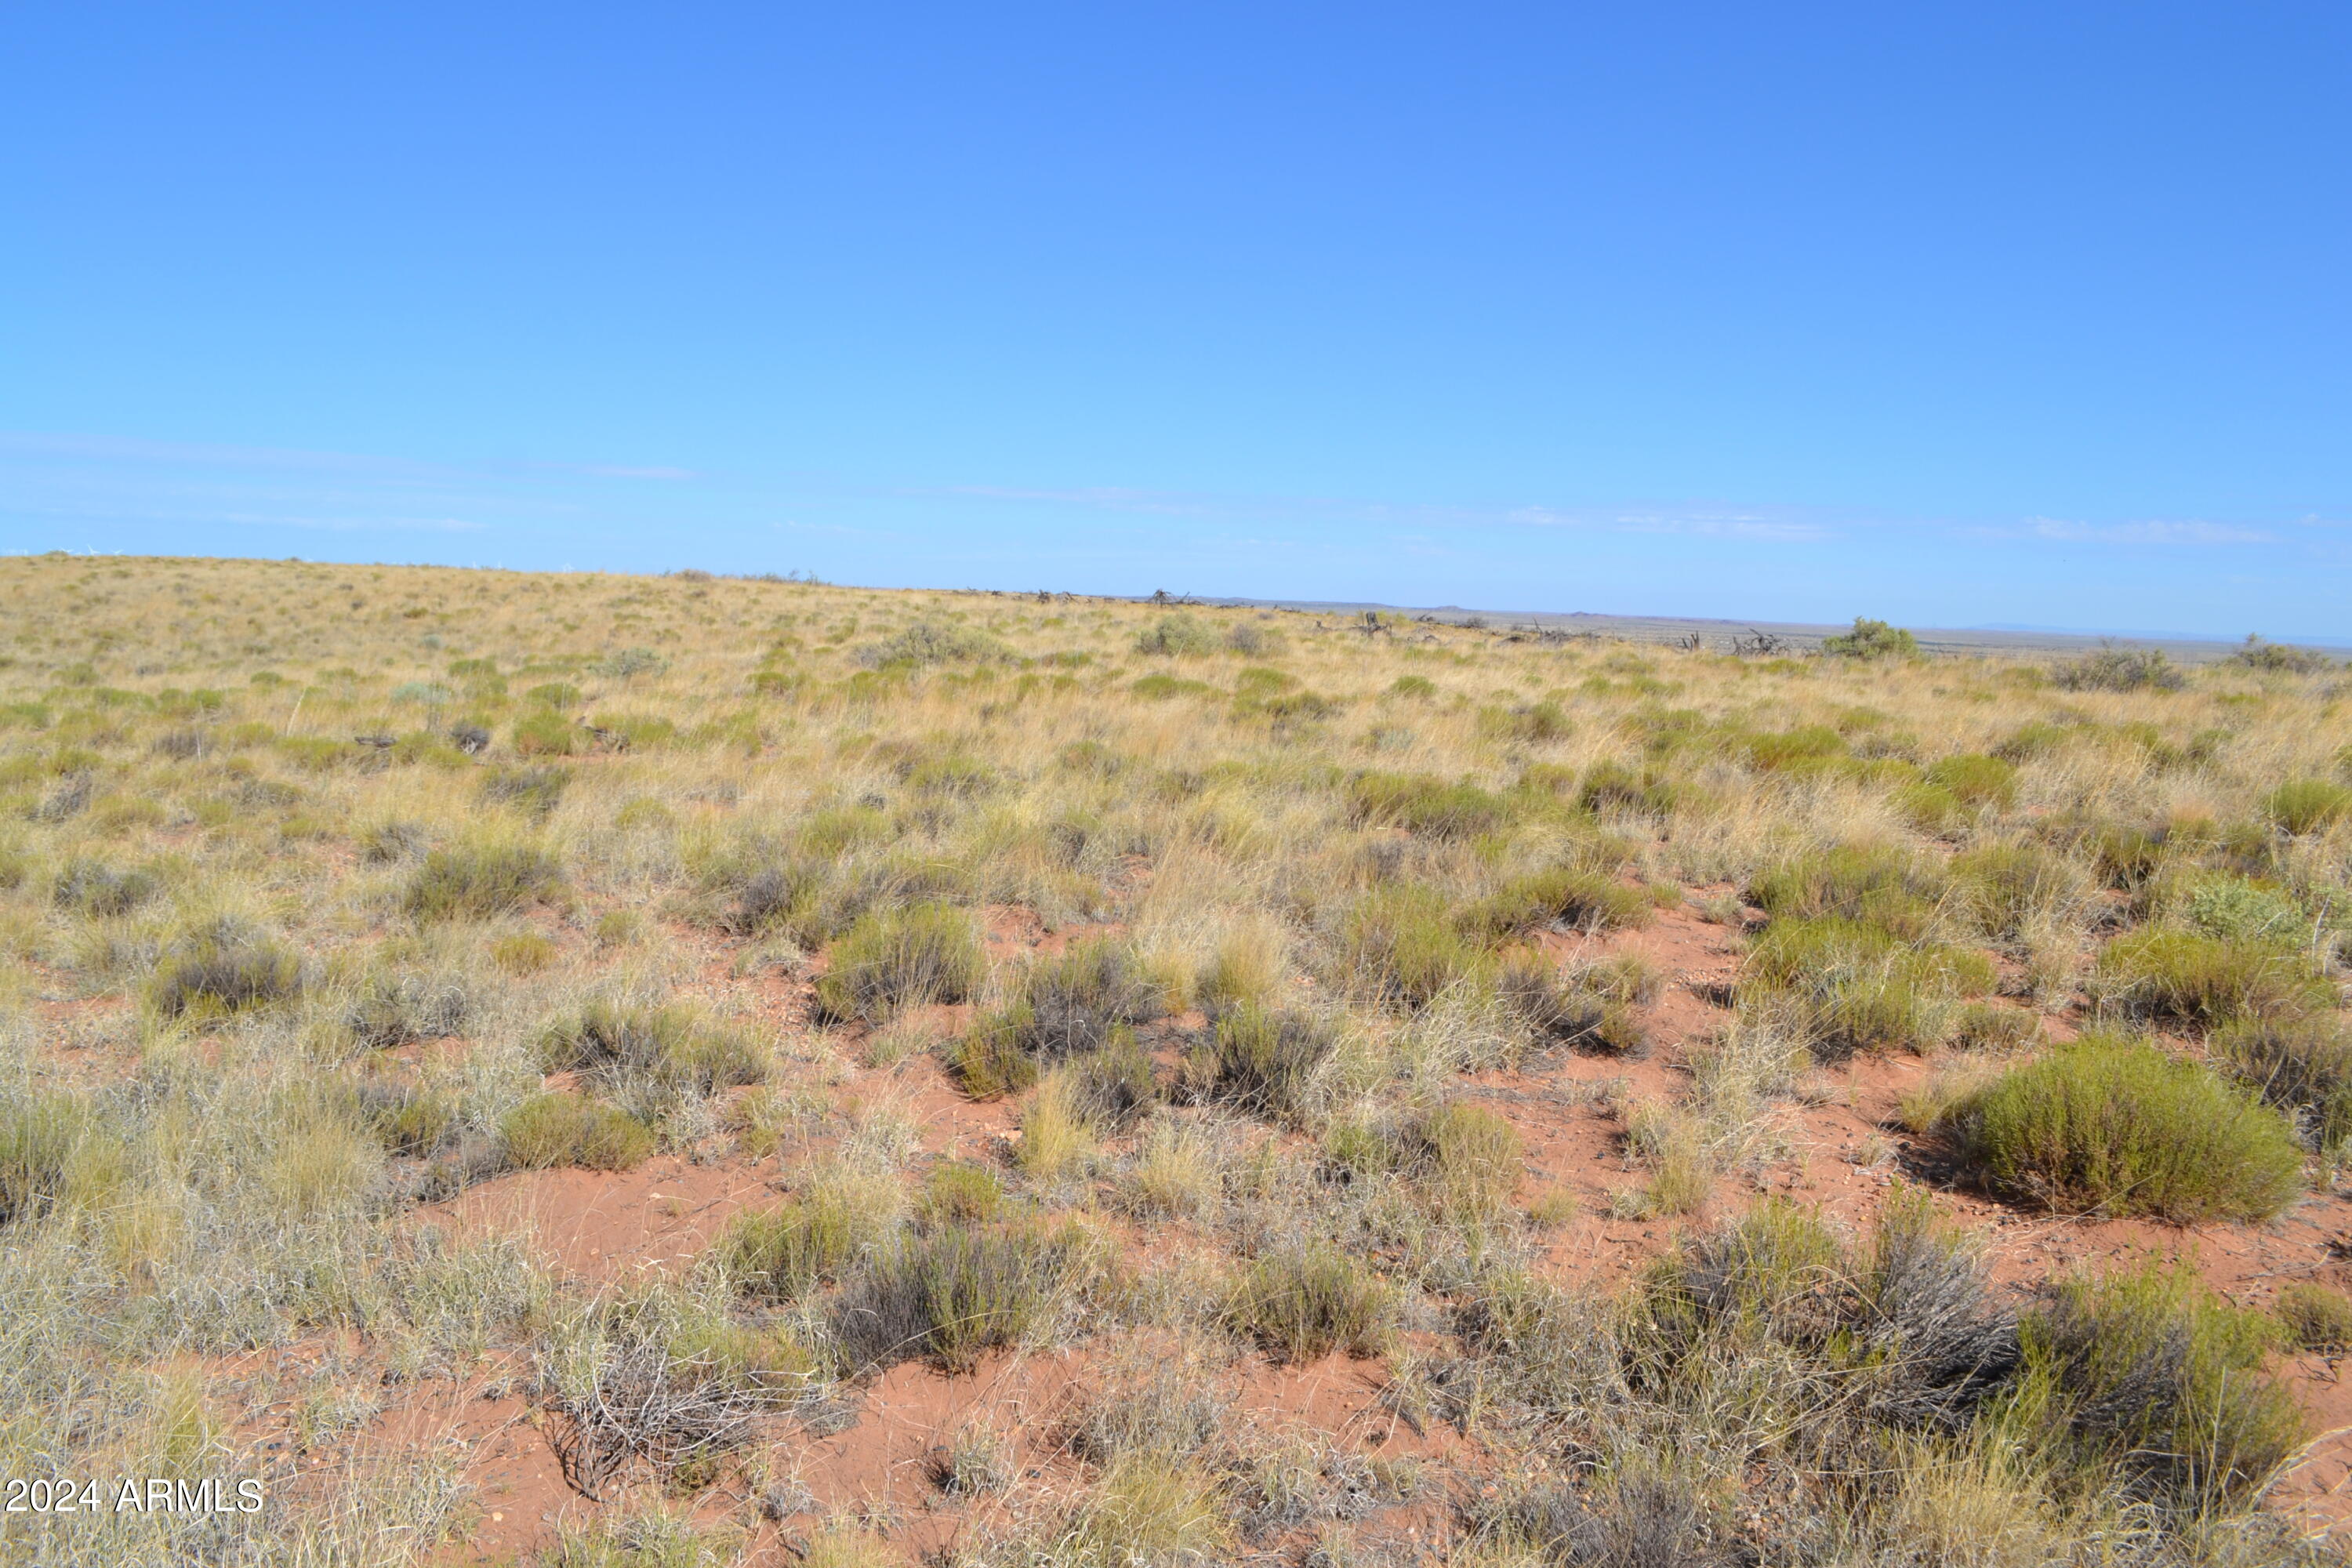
<box><xmin>2024</xmin><ymin>517</ymin><xmax>2278</xmax><ymax>546</ymax></box>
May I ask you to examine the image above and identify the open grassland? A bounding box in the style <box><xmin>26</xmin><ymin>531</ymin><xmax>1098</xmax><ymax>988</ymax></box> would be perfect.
<box><xmin>2</xmin><ymin>552</ymin><xmax>2351</xmax><ymax>1566</ymax></box>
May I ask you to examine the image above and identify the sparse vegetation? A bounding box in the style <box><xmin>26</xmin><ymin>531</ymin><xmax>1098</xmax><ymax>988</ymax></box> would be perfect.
<box><xmin>3</xmin><ymin>555</ymin><xmax>2347</xmax><ymax>1566</ymax></box>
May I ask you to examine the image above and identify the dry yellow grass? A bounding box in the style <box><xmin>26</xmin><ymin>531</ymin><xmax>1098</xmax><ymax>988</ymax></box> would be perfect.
<box><xmin>2</xmin><ymin>553</ymin><xmax>2348</xmax><ymax>1565</ymax></box>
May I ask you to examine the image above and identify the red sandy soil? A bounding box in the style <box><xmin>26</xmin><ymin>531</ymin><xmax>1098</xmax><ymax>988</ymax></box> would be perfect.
<box><xmin>163</xmin><ymin>882</ymin><xmax>2352</xmax><ymax>1559</ymax></box>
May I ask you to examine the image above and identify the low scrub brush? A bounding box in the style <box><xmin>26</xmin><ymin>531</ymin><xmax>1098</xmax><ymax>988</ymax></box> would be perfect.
<box><xmin>1944</xmin><ymin>1035</ymin><xmax>2302</xmax><ymax>1221</ymax></box>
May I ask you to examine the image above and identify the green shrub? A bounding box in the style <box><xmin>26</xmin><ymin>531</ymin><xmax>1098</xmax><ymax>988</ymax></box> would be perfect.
<box><xmin>1463</xmin><ymin>867</ymin><xmax>1653</xmax><ymax>938</ymax></box>
<box><xmin>1926</xmin><ymin>754</ymin><xmax>2018</xmax><ymax>809</ymax></box>
<box><xmin>855</xmin><ymin>619</ymin><xmax>1012</xmax><ymax>666</ymax></box>
<box><xmin>2214</xmin><ymin>1015</ymin><xmax>2352</xmax><ymax>1155</ymax></box>
<box><xmin>816</xmin><ymin>902</ymin><xmax>985</xmax><ymax>1022</ymax></box>
<box><xmin>1748</xmin><ymin>844</ymin><xmax>1944</xmax><ymax>940</ymax></box>
<box><xmin>2262</xmin><ymin>778</ymin><xmax>2352</xmax><ymax>836</ymax></box>
<box><xmin>499</xmin><ymin>1093</ymin><xmax>653</xmax><ymax>1171</ymax></box>
<box><xmin>1131</xmin><ymin>615</ymin><xmax>1221</xmax><ymax>657</ymax></box>
<box><xmin>1949</xmin><ymin>1036</ymin><xmax>2302</xmax><ymax>1221</ymax></box>
<box><xmin>2022</xmin><ymin>1263</ymin><xmax>2303</xmax><ymax>1513</ymax></box>
<box><xmin>2277</xmin><ymin>1282</ymin><xmax>2352</xmax><ymax>1352</ymax></box>
<box><xmin>492</xmin><ymin>1100</ymin><xmax>649</xmax><ymax>1171</ymax></box>
<box><xmin>833</xmin><ymin>1221</ymin><xmax>1098</xmax><ymax>1372</ymax></box>
<box><xmin>511</xmin><ymin>709</ymin><xmax>581</xmax><ymax>757</ymax></box>
<box><xmin>2053</xmin><ymin>646</ymin><xmax>2183</xmax><ymax>692</ymax></box>
<box><xmin>1229</xmin><ymin>1243</ymin><xmax>1393</xmax><ymax>1362</ymax></box>
<box><xmin>2097</xmin><ymin>927</ymin><xmax>2328</xmax><ymax>1028</ymax></box>
<box><xmin>1341</xmin><ymin>884</ymin><xmax>1490</xmax><ymax>1007</ymax></box>
<box><xmin>405</xmin><ymin>839</ymin><xmax>564</xmax><ymax>920</ymax></box>
<box><xmin>2177</xmin><ymin>872</ymin><xmax>2307</xmax><ymax>946</ymax></box>
<box><xmin>150</xmin><ymin>919</ymin><xmax>303</xmax><ymax>1018</ymax></box>
<box><xmin>524</xmin><ymin>681</ymin><xmax>583</xmax><ymax>708</ymax></box>
<box><xmin>1820</xmin><ymin>617</ymin><xmax>1918</xmax><ymax>659</ymax></box>
<box><xmin>2223</xmin><ymin>634</ymin><xmax>2332</xmax><ymax>675</ymax></box>
<box><xmin>1345</xmin><ymin>771</ymin><xmax>1509</xmax><ymax>840</ymax></box>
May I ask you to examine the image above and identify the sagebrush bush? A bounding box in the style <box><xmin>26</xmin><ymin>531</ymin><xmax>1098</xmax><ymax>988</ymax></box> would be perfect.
<box><xmin>815</xmin><ymin>902</ymin><xmax>984</xmax><ymax>1022</ymax></box>
<box><xmin>1131</xmin><ymin>614</ymin><xmax>1221</xmax><ymax>657</ymax></box>
<box><xmin>2053</xmin><ymin>645</ymin><xmax>2184</xmax><ymax>692</ymax></box>
<box><xmin>1948</xmin><ymin>1036</ymin><xmax>2303</xmax><ymax>1221</ymax></box>
<box><xmin>2097</xmin><ymin>927</ymin><xmax>2329</xmax><ymax>1028</ymax></box>
<box><xmin>404</xmin><ymin>838</ymin><xmax>564</xmax><ymax>920</ymax></box>
<box><xmin>499</xmin><ymin>1092</ymin><xmax>653</xmax><ymax>1171</ymax></box>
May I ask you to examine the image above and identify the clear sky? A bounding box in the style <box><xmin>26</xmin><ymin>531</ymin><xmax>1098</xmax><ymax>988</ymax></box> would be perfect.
<box><xmin>3</xmin><ymin>3</ymin><xmax>2347</xmax><ymax>637</ymax></box>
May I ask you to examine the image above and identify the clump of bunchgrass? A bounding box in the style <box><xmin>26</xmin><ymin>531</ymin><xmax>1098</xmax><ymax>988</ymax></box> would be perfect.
<box><xmin>815</xmin><ymin>902</ymin><xmax>985</xmax><ymax>1023</ymax></box>
<box><xmin>1229</xmin><ymin>1243</ymin><xmax>1394</xmax><ymax>1362</ymax></box>
<box><xmin>499</xmin><ymin>1093</ymin><xmax>654</xmax><ymax>1171</ymax></box>
<box><xmin>149</xmin><ymin>916</ymin><xmax>303</xmax><ymax>1018</ymax></box>
<box><xmin>833</xmin><ymin>1220</ymin><xmax>1102</xmax><ymax>1373</ymax></box>
<box><xmin>2096</xmin><ymin>927</ymin><xmax>2329</xmax><ymax>1029</ymax></box>
<box><xmin>404</xmin><ymin>837</ymin><xmax>564</xmax><ymax>920</ymax></box>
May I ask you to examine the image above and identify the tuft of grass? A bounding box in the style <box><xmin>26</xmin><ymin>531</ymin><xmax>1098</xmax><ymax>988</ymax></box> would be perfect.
<box><xmin>1016</xmin><ymin>1072</ymin><xmax>1098</xmax><ymax>1181</ymax></box>
<box><xmin>2023</xmin><ymin>1262</ymin><xmax>2304</xmax><ymax>1515</ymax></box>
<box><xmin>1342</xmin><ymin>884</ymin><xmax>1490</xmax><ymax>1007</ymax></box>
<box><xmin>717</xmin><ymin>1169</ymin><xmax>897</xmax><ymax>1301</ymax></box>
<box><xmin>404</xmin><ymin>837</ymin><xmax>564</xmax><ymax>920</ymax></box>
<box><xmin>2262</xmin><ymin>777</ymin><xmax>2352</xmax><ymax>836</ymax></box>
<box><xmin>1744</xmin><ymin>916</ymin><xmax>1992</xmax><ymax>1059</ymax></box>
<box><xmin>1229</xmin><ymin>1243</ymin><xmax>1393</xmax><ymax>1362</ymax></box>
<box><xmin>2277</xmin><ymin>1282</ymin><xmax>2352</xmax><ymax>1353</ymax></box>
<box><xmin>833</xmin><ymin>1220</ymin><xmax>1099</xmax><ymax>1372</ymax></box>
<box><xmin>489</xmin><ymin>930</ymin><xmax>558</xmax><ymax>975</ymax></box>
<box><xmin>499</xmin><ymin>1093</ymin><xmax>654</xmax><ymax>1171</ymax></box>
<box><xmin>1463</xmin><ymin>866</ymin><xmax>1653</xmax><ymax>938</ymax></box>
<box><xmin>2096</xmin><ymin>927</ymin><xmax>2329</xmax><ymax>1029</ymax></box>
<box><xmin>1189</xmin><ymin>1001</ymin><xmax>1336</xmax><ymax>1123</ymax></box>
<box><xmin>53</xmin><ymin>856</ymin><xmax>158</xmax><ymax>916</ymax></box>
<box><xmin>919</xmin><ymin>1160</ymin><xmax>1005</xmax><ymax>1227</ymax></box>
<box><xmin>815</xmin><ymin>902</ymin><xmax>984</xmax><ymax>1022</ymax></box>
<box><xmin>1131</xmin><ymin>614</ymin><xmax>1222</xmax><ymax>657</ymax></box>
<box><xmin>1056</xmin><ymin>1456</ymin><xmax>1232</xmax><ymax>1567</ymax></box>
<box><xmin>1345</xmin><ymin>771</ymin><xmax>1511</xmax><ymax>840</ymax></box>
<box><xmin>2212</xmin><ymin>1014</ymin><xmax>2352</xmax><ymax>1156</ymax></box>
<box><xmin>1945</xmin><ymin>1035</ymin><xmax>2303</xmax><ymax>1221</ymax></box>
<box><xmin>149</xmin><ymin>917</ymin><xmax>303</xmax><ymax>1018</ymax></box>
<box><xmin>1420</xmin><ymin>1102</ymin><xmax>1523</xmax><ymax>1219</ymax></box>
<box><xmin>1748</xmin><ymin>844</ymin><xmax>1944</xmax><ymax>941</ymax></box>
<box><xmin>537</xmin><ymin>1001</ymin><xmax>767</xmax><ymax>1095</ymax></box>
<box><xmin>0</xmin><ymin>1091</ymin><xmax>94</xmax><ymax>1224</ymax></box>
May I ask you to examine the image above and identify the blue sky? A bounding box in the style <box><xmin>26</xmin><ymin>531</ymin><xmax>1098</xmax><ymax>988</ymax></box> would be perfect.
<box><xmin>3</xmin><ymin>3</ymin><xmax>2347</xmax><ymax>637</ymax></box>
